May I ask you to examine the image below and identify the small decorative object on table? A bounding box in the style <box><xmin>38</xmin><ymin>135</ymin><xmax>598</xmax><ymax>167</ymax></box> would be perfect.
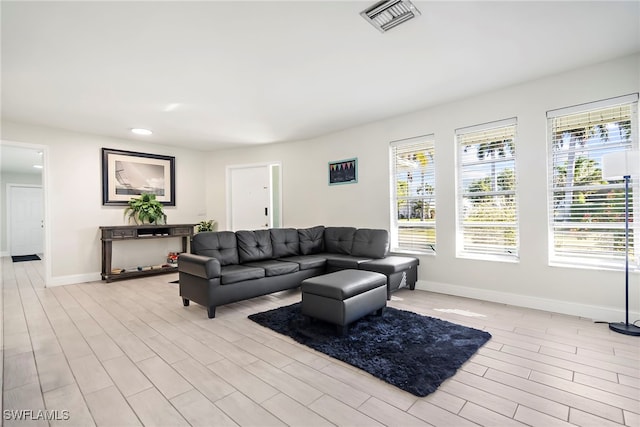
<box><xmin>167</xmin><ymin>252</ymin><xmax>179</xmax><ymax>266</ymax></box>
<box><xmin>196</xmin><ymin>220</ymin><xmax>216</xmax><ymax>232</ymax></box>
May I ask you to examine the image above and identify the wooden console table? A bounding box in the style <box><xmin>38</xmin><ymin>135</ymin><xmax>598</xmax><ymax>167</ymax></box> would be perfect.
<box><xmin>100</xmin><ymin>224</ymin><xmax>195</xmax><ymax>282</ymax></box>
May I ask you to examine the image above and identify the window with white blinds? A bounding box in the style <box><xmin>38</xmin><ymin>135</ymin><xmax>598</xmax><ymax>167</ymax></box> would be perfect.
<box><xmin>548</xmin><ymin>94</ymin><xmax>639</xmax><ymax>270</ymax></box>
<box><xmin>456</xmin><ymin>118</ymin><xmax>518</xmax><ymax>259</ymax></box>
<box><xmin>390</xmin><ymin>135</ymin><xmax>436</xmax><ymax>253</ymax></box>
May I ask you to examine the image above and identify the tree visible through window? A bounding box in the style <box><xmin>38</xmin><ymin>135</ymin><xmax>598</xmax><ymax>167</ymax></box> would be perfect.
<box><xmin>390</xmin><ymin>135</ymin><xmax>436</xmax><ymax>253</ymax></box>
<box><xmin>548</xmin><ymin>94</ymin><xmax>639</xmax><ymax>270</ymax></box>
<box><xmin>456</xmin><ymin>119</ymin><xmax>518</xmax><ymax>259</ymax></box>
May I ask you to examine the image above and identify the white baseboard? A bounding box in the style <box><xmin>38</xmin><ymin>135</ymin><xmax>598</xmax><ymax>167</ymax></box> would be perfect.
<box><xmin>415</xmin><ymin>280</ymin><xmax>638</xmax><ymax>323</ymax></box>
<box><xmin>46</xmin><ymin>273</ymin><xmax>102</xmax><ymax>287</ymax></box>
<box><xmin>43</xmin><ymin>275</ymin><xmax>636</xmax><ymax>322</ymax></box>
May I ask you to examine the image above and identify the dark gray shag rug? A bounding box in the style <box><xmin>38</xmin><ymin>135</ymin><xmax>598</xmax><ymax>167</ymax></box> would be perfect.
<box><xmin>249</xmin><ymin>302</ymin><xmax>491</xmax><ymax>397</ymax></box>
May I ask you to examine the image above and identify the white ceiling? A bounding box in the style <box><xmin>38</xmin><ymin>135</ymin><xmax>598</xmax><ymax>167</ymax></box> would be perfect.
<box><xmin>0</xmin><ymin>145</ymin><xmax>43</xmax><ymax>175</ymax></box>
<box><xmin>2</xmin><ymin>0</ymin><xmax>639</xmax><ymax>156</ymax></box>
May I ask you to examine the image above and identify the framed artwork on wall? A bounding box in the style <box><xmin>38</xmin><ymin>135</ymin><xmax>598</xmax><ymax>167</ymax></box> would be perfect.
<box><xmin>328</xmin><ymin>157</ymin><xmax>358</xmax><ymax>185</ymax></box>
<box><xmin>102</xmin><ymin>148</ymin><xmax>175</xmax><ymax>206</ymax></box>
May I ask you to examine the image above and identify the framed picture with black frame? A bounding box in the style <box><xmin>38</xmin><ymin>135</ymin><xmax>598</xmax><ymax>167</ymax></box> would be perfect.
<box><xmin>328</xmin><ymin>157</ymin><xmax>358</xmax><ymax>185</ymax></box>
<box><xmin>102</xmin><ymin>148</ymin><xmax>175</xmax><ymax>206</ymax></box>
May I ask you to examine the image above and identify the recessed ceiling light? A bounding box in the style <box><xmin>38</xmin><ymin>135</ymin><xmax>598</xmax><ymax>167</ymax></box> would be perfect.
<box><xmin>33</xmin><ymin>165</ymin><xmax>43</xmax><ymax>169</ymax></box>
<box><xmin>131</xmin><ymin>128</ymin><xmax>152</xmax><ymax>135</ymax></box>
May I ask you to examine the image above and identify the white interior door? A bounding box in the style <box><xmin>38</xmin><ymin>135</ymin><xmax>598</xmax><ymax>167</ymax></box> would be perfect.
<box><xmin>230</xmin><ymin>166</ymin><xmax>270</xmax><ymax>231</ymax></box>
<box><xmin>9</xmin><ymin>185</ymin><xmax>44</xmax><ymax>256</ymax></box>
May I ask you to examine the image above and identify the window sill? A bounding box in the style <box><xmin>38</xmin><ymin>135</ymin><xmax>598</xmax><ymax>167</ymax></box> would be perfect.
<box><xmin>391</xmin><ymin>249</ymin><xmax>435</xmax><ymax>256</ymax></box>
<box><xmin>549</xmin><ymin>260</ymin><xmax>640</xmax><ymax>273</ymax></box>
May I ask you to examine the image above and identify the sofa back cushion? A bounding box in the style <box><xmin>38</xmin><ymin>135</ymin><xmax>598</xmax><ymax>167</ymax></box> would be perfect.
<box><xmin>298</xmin><ymin>226</ymin><xmax>325</xmax><ymax>255</ymax></box>
<box><xmin>237</xmin><ymin>230</ymin><xmax>274</xmax><ymax>263</ymax></box>
<box><xmin>324</xmin><ymin>227</ymin><xmax>356</xmax><ymax>255</ymax></box>
<box><xmin>270</xmin><ymin>228</ymin><xmax>300</xmax><ymax>258</ymax></box>
<box><xmin>191</xmin><ymin>231</ymin><xmax>239</xmax><ymax>266</ymax></box>
<box><xmin>351</xmin><ymin>228</ymin><xmax>389</xmax><ymax>259</ymax></box>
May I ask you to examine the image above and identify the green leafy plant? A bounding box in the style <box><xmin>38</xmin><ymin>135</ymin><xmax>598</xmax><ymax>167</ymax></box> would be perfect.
<box><xmin>196</xmin><ymin>219</ymin><xmax>216</xmax><ymax>232</ymax></box>
<box><xmin>124</xmin><ymin>193</ymin><xmax>167</xmax><ymax>225</ymax></box>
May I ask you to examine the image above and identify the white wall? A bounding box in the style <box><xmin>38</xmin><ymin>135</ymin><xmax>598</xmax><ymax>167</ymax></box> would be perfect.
<box><xmin>1</xmin><ymin>123</ymin><xmax>208</xmax><ymax>285</ymax></box>
<box><xmin>203</xmin><ymin>53</ymin><xmax>640</xmax><ymax>320</ymax></box>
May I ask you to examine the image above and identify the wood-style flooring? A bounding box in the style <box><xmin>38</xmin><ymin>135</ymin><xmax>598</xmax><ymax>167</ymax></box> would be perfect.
<box><xmin>2</xmin><ymin>257</ymin><xmax>639</xmax><ymax>426</ymax></box>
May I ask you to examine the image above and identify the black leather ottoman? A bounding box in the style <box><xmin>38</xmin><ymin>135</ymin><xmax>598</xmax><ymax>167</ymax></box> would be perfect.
<box><xmin>301</xmin><ymin>269</ymin><xmax>387</xmax><ymax>335</ymax></box>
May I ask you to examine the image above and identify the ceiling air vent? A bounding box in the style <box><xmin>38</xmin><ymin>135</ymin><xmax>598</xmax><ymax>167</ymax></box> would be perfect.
<box><xmin>361</xmin><ymin>0</ymin><xmax>421</xmax><ymax>33</ymax></box>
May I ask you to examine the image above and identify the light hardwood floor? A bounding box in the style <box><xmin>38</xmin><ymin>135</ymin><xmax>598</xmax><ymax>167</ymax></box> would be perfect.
<box><xmin>2</xmin><ymin>257</ymin><xmax>639</xmax><ymax>426</ymax></box>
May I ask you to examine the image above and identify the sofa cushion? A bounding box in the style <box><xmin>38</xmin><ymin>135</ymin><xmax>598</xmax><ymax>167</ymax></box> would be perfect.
<box><xmin>220</xmin><ymin>264</ymin><xmax>265</xmax><ymax>285</ymax></box>
<box><xmin>351</xmin><ymin>228</ymin><xmax>389</xmax><ymax>259</ymax></box>
<box><xmin>321</xmin><ymin>253</ymin><xmax>372</xmax><ymax>269</ymax></box>
<box><xmin>237</xmin><ymin>230</ymin><xmax>273</xmax><ymax>263</ymax></box>
<box><xmin>244</xmin><ymin>260</ymin><xmax>299</xmax><ymax>276</ymax></box>
<box><xmin>299</xmin><ymin>226</ymin><xmax>325</xmax><ymax>255</ymax></box>
<box><xmin>191</xmin><ymin>231</ymin><xmax>239</xmax><ymax>266</ymax></box>
<box><xmin>270</xmin><ymin>228</ymin><xmax>300</xmax><ymax>258</ymax></box>
<box><xmin>278</xmin><ymin>255</ymin><xmax>327</xmax><ymax>271</ymax></box>
<box><xmin>324</xmin><ymin>227</ymin><xmax>356</xmax><ymax>255</ymax></box>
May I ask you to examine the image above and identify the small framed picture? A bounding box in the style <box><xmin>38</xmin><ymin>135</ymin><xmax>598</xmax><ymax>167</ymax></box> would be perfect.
<box><xmin>102</xmin><ymin>148</ymin><xmax>175</xmax><ymax>206</ymax></box>
<box><xmin>329</xmin><ymin>158</ymin><xmax>358</xmax><ymax>185</ymax></box>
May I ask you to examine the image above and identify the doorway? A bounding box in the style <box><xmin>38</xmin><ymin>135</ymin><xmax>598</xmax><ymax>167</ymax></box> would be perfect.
<box><xmin>1</xmin><ymin>143</ymin><xmax>47</xmax><ymax>273</ymax></box>
<box><xmin>227</xmin><ymin>163</ymin><xmax>282</xmax><ymax>231</ymax></box>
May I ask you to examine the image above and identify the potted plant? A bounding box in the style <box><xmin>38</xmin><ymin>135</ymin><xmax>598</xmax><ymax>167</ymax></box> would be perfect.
<box><xmin>124</xmin><ymin>193</ymin><xmax>167</xmax><ymax>225</ymax></box>
<box><xmin>196</xmin><ymin>219</ymin><xmax>216</xmax><ymax>233</ymax></box>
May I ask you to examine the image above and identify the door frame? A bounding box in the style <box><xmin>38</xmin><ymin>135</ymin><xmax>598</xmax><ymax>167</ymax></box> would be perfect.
<box><xmin>226</xmin><ymin>162</ymin><xmax>282</xmax><ymax>231</ymax></box>
<box><xmin>1</xmin><ymin>140</ymin><xmax>51</xmax><ymax>285</ymax></box>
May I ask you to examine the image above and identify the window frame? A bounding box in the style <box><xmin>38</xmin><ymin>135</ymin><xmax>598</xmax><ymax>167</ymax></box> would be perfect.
<box><xmin>390</xmin><ymin>134</ymin><xmax>436</xmax><ymax>255</ymax></box>
<box><xmin>547</xmin><ymin>93</ymin><xmax>640</xmax><ymax>271</ymax></box>
<box><xmin>455</xmin><ymin>118</ymin><xmax>519</xmax><ymax>261</ymax></box>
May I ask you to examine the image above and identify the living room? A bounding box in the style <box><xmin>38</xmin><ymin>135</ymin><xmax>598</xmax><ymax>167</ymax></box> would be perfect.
<box><xmin>3</xmin><ymin>53</ymin><xmax>639</xmax><ymax>321</ymax></box>
<box><xmin>1</xmin><ymin>1</ymin><xmax>639</xmax><ymax>426</ymax></box>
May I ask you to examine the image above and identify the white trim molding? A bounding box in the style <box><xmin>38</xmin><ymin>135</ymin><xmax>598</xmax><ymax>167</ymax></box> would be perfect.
<box><xmin>415</xmin><ymin>280</ymin><xmax>637</xmax><ymax>322</ymax></box>
<box><xmin>46</xmin><ymin>272</ymin><xmax>103</xmax><ymax>288</ymax></box>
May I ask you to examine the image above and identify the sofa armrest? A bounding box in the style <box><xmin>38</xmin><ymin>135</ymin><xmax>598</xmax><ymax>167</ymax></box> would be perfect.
<box><xmin>178</xmin><ymin>254</ymin><xmax>221</xmax><ymax>279</ymax></box>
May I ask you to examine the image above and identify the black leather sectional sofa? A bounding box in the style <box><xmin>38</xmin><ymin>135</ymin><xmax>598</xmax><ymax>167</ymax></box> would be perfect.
<box><xmin>178</xmin><ymin>226</ymin><xmax>419</xmax><ymax>318</ymax></box>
